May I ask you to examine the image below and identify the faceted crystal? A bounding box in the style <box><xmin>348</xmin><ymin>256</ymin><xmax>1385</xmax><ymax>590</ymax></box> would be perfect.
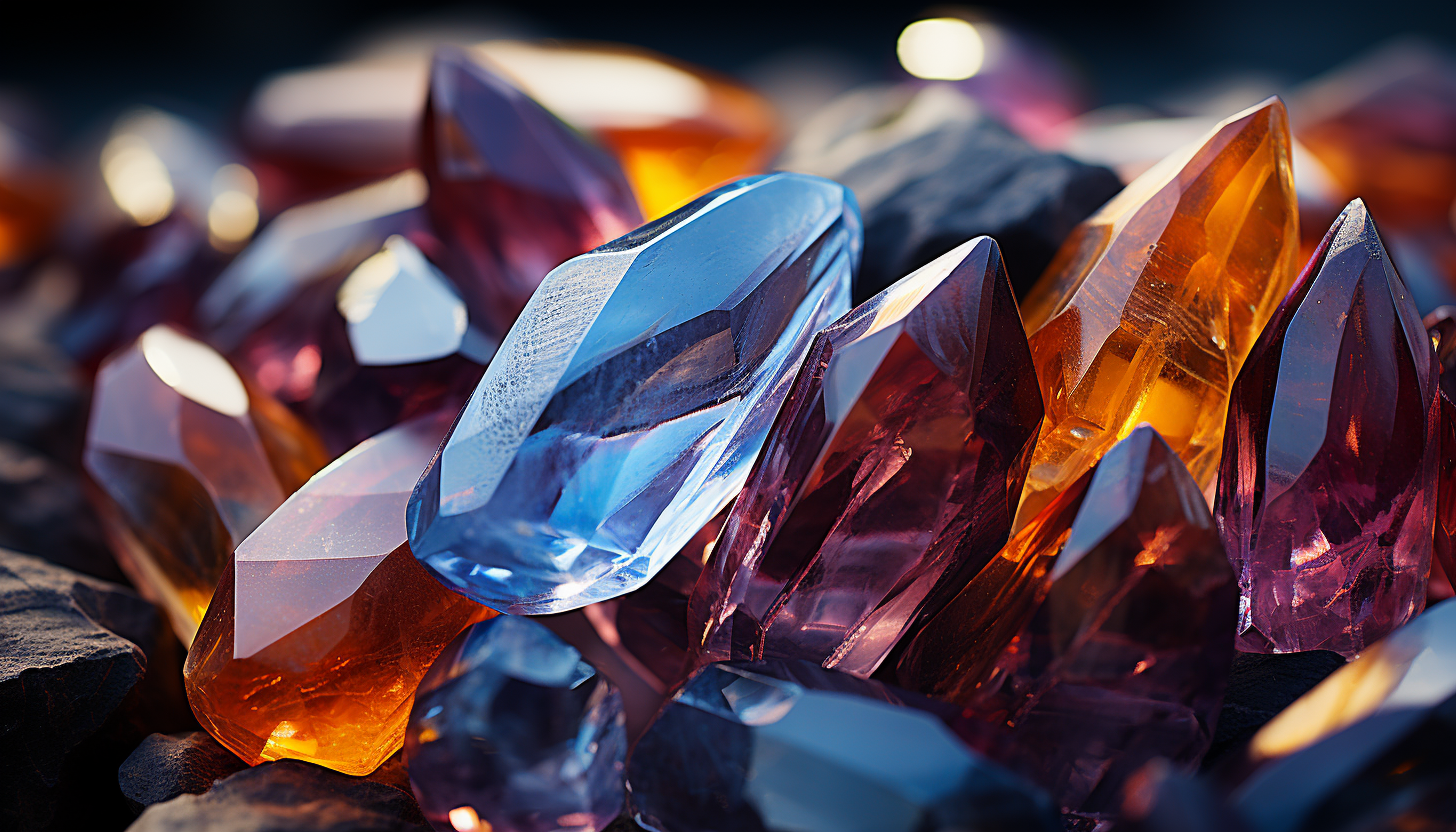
<box><xmin>185</xmin><ymin>409</ymin><xmax>490</xmax><ymax>775</ymax></box>
<box><xmin>688</xmin><ymin>236</ymin><xmax>1043</xmax><ymax>677</ymax></box>
<box><xmin>1216</xmin><ymin>199</ymin><xmax>1438</xmax><ymax>658</ymax></box>
<box><xmin>407</xmin><ymin>172</ymin><xmax>859</xmax><ymax>614</ymax></box>
<box><xmin>1017</xmin><ymin>98</ymin><xmax>1300</xmax><ymax>524</ymax></box>
<box><xmin>898</xmin><ymin>426</ymin><xmax>1237</xmax><ymax>816</ymax></box>
<box><xmin>405</xmin><ymin>616</ymin><xmax>627</xmax><ymax>832</ymax></box>
<box><xmin>422</xmin><ymin>47</ymin><xmax>643</xmax><ymax>338</ymax></box>
<box><xmin>1428</xmin><ymin>306</ymin><xmax>1456</xmax><ymax>593</ymax></box>
<box><xmin>627</xmin><ymin>660</ymin><xmax>1061</xmax><ymax>832</ymax></box>
<box><xmin>84</xmin><ymin>325</ymin><xmax>326</xmax><ymax>643</ymax></box>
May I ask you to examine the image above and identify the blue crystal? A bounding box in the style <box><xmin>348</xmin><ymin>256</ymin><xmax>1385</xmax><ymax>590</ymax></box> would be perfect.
<box><xmin>407</xmin><ymin>172</ymin><xmax>860</xmax><ymax>614</ymax></box>
<box><xmin>405</xmin><ymin>615</ymin><xmax>627</xmax><ymax>832</ymax></box>
<box><xmin>626</xmin><ymin>660</ymin><xmax>1060</xmax><ymax>832</ymax></box>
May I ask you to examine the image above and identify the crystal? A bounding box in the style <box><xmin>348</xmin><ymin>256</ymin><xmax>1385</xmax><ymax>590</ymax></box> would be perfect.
<box><xmin>1017</xmin><ymin>98</ymin><xmax>1300</xmax><ymax>524</ymax></box>
<box><xmin>422</xmin><ymin>47</ymin><xmax>643</xmax><ymax>338</ymax></box>
<box><xmin>1429</xmin><ymin>306</ymin><xmax>1456</xmax><ymax>591</ymax></box>
<box><xmin>0</xmin><ymin>113</ymin><xmax>62</xmax><ymax>270</ymax></box>
<box><xmin>407</xmin><ymin>172</ymin><xmax>859</xmax><ymax>614</ymax></box>
<box><xmin>185</xmin><ymin>409</ymin><xmax>490</xmax><ymax>775</ymax></box>
<box><xmin>1216</xmin><ymin>199</ymin><xmax>1438</xmax><ymax>658</ymax></box>
<box><xmin>688</xmin><ymin>235</ymin><xmax>1042</xmax><ymax>677</ymax></box>
<box><xmin>626</xmin><ymin>660</ymin><xmax>1061</xmax><ymax>832</ymax></box>
<box><xmin>84</xmin><ymin>325</ymin><xmax>327</xmax><ymax>643</ymax></box>
<box><xmin>405</xmin><ymin>616</ymin><xmax>627</xmax><ymax>832</ymax></box>
<box><xmin>897</xmin><ymin>426</ymin><xmax>1237</xmax><ymax>816</ymax></box>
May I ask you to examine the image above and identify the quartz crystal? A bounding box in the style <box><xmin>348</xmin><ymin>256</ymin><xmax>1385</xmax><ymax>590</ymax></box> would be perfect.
<box><xmin>1017</xmin><ymin>98</ymin><xmax>1300</xmax><ymax>524</ymax></box>
<box><xmin>1216</xmin><ymin>199</ymin><xmax>1438</xmax><ymax>658</ymax></box>
<box><xmin>627</xmin><ymin>660</ymin><xmax>1061</xmax><ymax>832</ymax></box>
<box><xmin>688</xmin><ymin>236</ymin><xmax>1042</xmax><ymax>677</ymax></box>
<box><xmin>898</xmin><ymin>426</ymin><xmax>1237</xmax><ymax>816</ymax></box>
<box><xmin>185</xmin><ymin>409</ymin><xmax>490</xmax><ymax>775</ymax></box>
<box><xmin>407</xmin><ymin>172</ymin><xmax>859</xmax><ymax>615</ymax></box>
<box><xmin>1428</xmin><ymin>306</ymin><xmax>1456</xmax><ymax>591</ymax></box>
<box><xmin>405</xmin><ymin>616</ymin><xmax>627</xmax><ymax>832</ymax></box>
<box><xmin>422</xmin><ymin>47</ymin><xmax>643</xmax><ymax>338</ymax></box>
<box><xmin>84</xmin><ymin>325</ymin><xmax>326</xmax><ymax>643</ymax></box>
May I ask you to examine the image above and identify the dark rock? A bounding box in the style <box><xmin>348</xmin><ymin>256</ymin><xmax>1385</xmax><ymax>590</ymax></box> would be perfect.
<box><xmin>1118</xmin><ymin>760</ymin><xmax>1253</xmax><ymax>832</ymax></box>
<box><xmin>779</xmin><ymin>84</ymin><xmax>1122</xmax><ymax>302</ymax></box>
<box><xmin>1203</xmin><ymin>650</ymin><xmax>1346</xmax><ymax>769</ymax></box>
<box><xmin>119</xmin><ymin>732</ymin><xmax>248</xmax><ymax>813</ymax></box>
<box><xmin>0</xmin><ymin>549</ymin><xmax>148</xmax><ymax>832</ymax></box>
<box><xmin>130</xmin><ymin>760</ymin><xmax>429</xmax><ymax>832</ymax></box>
<box><xmin>0</xmin><ymin>336</ymin><xmax>87</xmax><ymax>458</ymax></box>
<box><xmin>0</xmin><ymin>439</ymin><xmax>124</xmax><ymax>583</ymax></box>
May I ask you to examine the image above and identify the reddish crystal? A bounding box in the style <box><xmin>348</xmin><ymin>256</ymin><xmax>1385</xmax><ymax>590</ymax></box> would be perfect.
<box><xmin>1426</xmin><ymin>306</ymin><xmax>1456</xmax><ymax>604</ymax></box>
<box><xmin>1216</xmin><ymin>199</ymin><xmax>1439</xmax><ymax>658</ymax></box>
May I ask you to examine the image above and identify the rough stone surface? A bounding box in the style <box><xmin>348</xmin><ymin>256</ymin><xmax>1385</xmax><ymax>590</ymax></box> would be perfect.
<box><xmin>0</xmin><ymin>438</ymin><xmax>122</xmax><ymax>582</ymax></box>
<box><xmin>119</xmin><ymin>731</ymin><xmax>249</xmax><ymax>812</ymax></box>
<box><xmin>1203</xmin><ymin>651</ymin><xmax>1346</xmax><ymax>769</ymax></box>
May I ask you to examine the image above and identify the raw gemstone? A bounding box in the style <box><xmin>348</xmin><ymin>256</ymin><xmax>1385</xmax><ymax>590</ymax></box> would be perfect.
<box><xmin>1017</xmin><ymin>98</ymin><xmax>1300</xmax><ymax>524</ymax></box>
<box><xmin>422</xmin><ymin>47</ymin><xmax>642</xmax><ymax>338</ymax></box>
<box><xmin>1216</xmin><ymin>199</ymin><xmax>1439</xmax><ymax>658</ymax></box>
<box><xmin>1428</xmin><ymin>305</ymin><xmax>1456</xmax><ymax>593</ymax></box>
<box><xmin>688</xmin><ymin>235</ymin><xmax>1042</xmax><ymax>677</ymax></box>
<box><xmin>779</xmin><ymin>83</ymin><xmax>1121</xmax><ymax>301</ymax></box>
<box><xmin>405</xmin><ymin>616</ymin><xmax>627</xmax><ymax>832</ymax></box>
<box><xmin>626</xmin><ymin>660</ymin><xmax>1061</xmax><ymax>832</ymax></box>
<box><xmin>407</xmin><ymin>172</ymin><xmax>859</xmax><ymax>615</ymax></box>
<box><xmin>84</xmin><ymin>324</ymin><xmax>327</xmax><ymax>643</ymax></box>
<box><xmin>897</xmin><ymin>426</ymin><xmax>1237</xmax><ymax>816</ymax></box>
<box><xmin>185</xmin><ymin>409</ymin><xmax>491</xmax><ymax>776</ymax></box>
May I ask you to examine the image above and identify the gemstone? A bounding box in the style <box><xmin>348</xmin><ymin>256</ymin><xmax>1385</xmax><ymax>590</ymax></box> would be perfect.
<box><xmin>1428</xmin><ymin>305</ymin><xmax>1456</xmax><ymax>592</ymax></box>
<box><xmin>780</xmin><ymin>83</ymin><xmax>1120</xmax><ymax>301</ymax></box>
<box><xmin>626</xmin><ymin>659</ymin><xmax>1061</xmax><ymax>832</ymax></box>
<box><xmin>407</xmin><ymin>172</ymin><xmax>859</xmax><ymax>615</ymax></box>
<box><xmin>405</xmin><ymin>616</ymin><xmax>627</xmax><ymax>832</ymax></box>
<box><xmin>1216</xmin><ymin>199</ymin><xmax>1439</xmax><ymax>658</ymax></box>
<box><xmin>83</xmin><ymin>324</ymin><xmax>327</xmax><ymax>643</ymax></box>
<box><xmin>687</xmin><ymin>235</ymin><xmax>1043</xmax><ymax>677</ymax></box>
<box><xmin>1017</xmin><ymin>98</ymin><xmax>1300</xmax><ymax>524</ymax></box>
<box><xmin>477</xmin><ymin>40</ymin><xmax>779</xmax><ymax>220</ymax></box>
<box><xmin>185</xmin><ymin>409</ymin><xmax>491</xmax><ymax>776</ymax></box>
<box><xmin>897</xmin><ymin>426</ymin><xmax>1237</xmax><ymax>816</ymax></box>
<box><xmin>422</xmin><ymin>47</ymin><xmax>642</xmax><ymax>339</ymax></box>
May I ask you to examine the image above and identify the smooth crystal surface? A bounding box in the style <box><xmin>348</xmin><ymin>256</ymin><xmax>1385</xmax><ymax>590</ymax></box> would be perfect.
<box><xmin>1429</xmin><ymin>306</ymin><xmax>1456</xmax><ymax>591</ymax></box>
<box><xmin>899</xmin><ymin>427</ymin><xmax>1237</xmax><ymax>815</ymax></box>
<box><xmin>406</xmin><ymin>616</ymin><xmax>627</xmax><ymax>832</ymax></box>
<box><xmin>185</xmin><ymin>409</ymin><xmax>489</xmax><ymax>775</ymax></box>
<box><xmin>407</xmin><ymin>172</ymin><xmax>860</xmax><ymax>615</ymax></box>
<box><xmin>1216</xmin><ymin>199</ymin><xmax>1438</xmax><ymax>658</ymax></box>
<box><xmin>422</xmin><ymin>47</ymin><xmax>642</xmax><ymax>338</ymax></box>
<box><xmin>1017</xmin><ymin>98</ymin><xmax>1300</xmax><ymax>524</ymax></box>
<box><xmin>688</xmin><ymin>236</ymin><xmax>1042</xmax><ymax>677</ymax></box>
<box><xmin>84</xmin><ymin>325</ymin><xmax>325</xmax><ymax>643</ymax></box>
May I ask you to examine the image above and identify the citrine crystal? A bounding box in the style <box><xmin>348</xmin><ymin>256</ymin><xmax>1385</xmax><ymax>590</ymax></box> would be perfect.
<box><xmin>422</xmin><ymin>47</ymin><xmax>643</xmax><ymax>338</ymax></box>
<box><xmin>1017</xmin><ymin>98</ymin><xmax>1300</xmax><ymax>523</ymax></box>
<box><xmin>688</xmin><ymin>236</ymin><xmax>1042</xmax><ymax>677</ymax></box>
<box><xmin>84</xmin><ymin>325</ymin><xmax>326</xmax><ymax>643</ymax></box>
<box><xmin>1217</xmin><ymin>199</ymin><xmax>1438</xmax><ymax>658</ymax></box>
<box><xmin>899</xmin><ymin>427</ymin><xmax>1237</xmax><ymax>815</ymax></box>
<box><xmin>185</xmin><ymin>410</ymin><xmax>490</xmax><ymax>775</ymax></box>
<box><xmin>1428</xmin><ymin>306</ymin><xmax>1456</xmax><ymax>592</ymax></box>
<box><xmin>407</xmin><ymin>172</ymin><xmax>859</xmax><ymax>615</ymax></box>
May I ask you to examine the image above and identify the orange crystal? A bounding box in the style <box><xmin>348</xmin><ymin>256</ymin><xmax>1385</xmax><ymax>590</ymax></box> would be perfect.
<box><xmin>185</xmin><ymin>410</ymin><xmax>490</xmax><ymax>775</ymax></box>
<box><xmin>84</xmin><ymin>325</ymin><xmax>326</xmax><ymax>644</ymax></box>
<box><xmin>1016</xmin><ymin>98</ymin><xmax>1300</xmax><ymax>524</ymax></box>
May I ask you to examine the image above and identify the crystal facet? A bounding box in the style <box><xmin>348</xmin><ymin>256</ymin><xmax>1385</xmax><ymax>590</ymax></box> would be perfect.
<box><xmin>1216</xmin><ymin>199</ymin><xmax>1438</xmax><ymax>658</ymax></box>
<box><xmin>1428</xmin><ymin>306</ymin><xmax>1456</xmax><ymax>594</ymax></box>
<box><xmin>1017</xmin><ymin>98</ymin><xmax>1300</xmax><ymax>524</ymax></box>
<box><xmin>405</xmin><ymin>616</ymin><xmax>627</xmax><ymax>832</ymax></box>
<box><xmin>185</xmin><ymin>410</ymin><xmax>490</xmax><ymax>775</ymax></box>
<box><xmin>84</xmin><ymin>325</ymin><xmax>326</xmax><ymax>643</ymax></box>
<box><xmin>688</xmin><ymin>236</ymin><xmax>1042</xmax><ymax>677</ymax></box>
<box><xmin>899</xmin><ymin>426</ymin><xmax>1237</xmax><ymax>816</ymax></box>
<box><xmin>407</xmin><ymin>172</ymin><xmax>859</xmax><ymax>614</ymax></box>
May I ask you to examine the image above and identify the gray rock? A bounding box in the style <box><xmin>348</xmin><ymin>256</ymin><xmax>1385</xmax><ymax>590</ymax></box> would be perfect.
<box><xmin>119</xmin><ymin>732</ymin><xmax>248</xmax><ymax>813</ymax></box>
<box><xmin>1203</xmin><ymin>650</ymin><xmax>1346</xmax><ymax>769</ymax></box>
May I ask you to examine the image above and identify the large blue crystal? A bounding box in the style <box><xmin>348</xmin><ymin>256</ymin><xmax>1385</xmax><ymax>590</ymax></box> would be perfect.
<box><xmin>627</xmin><ymin>660</ymin><xmax>1060</xmax><ymax>832</ymax></box>
<box><xmin>407</xmin><ymin>173</ymin><xmax>860</xmax><ymax>613</ymax></box>
<box><xmin>405</xmin><ymin>615</ymin><xmax>627</xmax><ymax>832</ymax></box>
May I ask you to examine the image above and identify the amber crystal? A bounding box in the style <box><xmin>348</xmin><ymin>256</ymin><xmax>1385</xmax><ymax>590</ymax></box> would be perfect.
<box><xmin>1017</xmin><ymin>98</ymin><xmax>1300</xmax><ymax>524</ymax></box>
<box><xmin>185</xmin><ymin>409</ymin><xmax>490</xmax><ymax>775</ymax></box>
<box><xmin>1430</xmin><ymin>306</ymin><xmax>1456</xmax><ymax>592</ymax></box>
<box><xmin>84</xmin><ymin>325</ymin><xmax>326</xmax><ymax>644</ymax></box>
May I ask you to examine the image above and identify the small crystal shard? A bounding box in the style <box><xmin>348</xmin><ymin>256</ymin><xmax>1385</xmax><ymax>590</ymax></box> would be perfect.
<box><xmin>1216</xmin><ymin>199</ymin><xmax>1438</xmax><ymax>658</ymax></box>
<box><xmin>688</xmin><ymin>235</ymin><xmax>1042</xmax><ymax>677</ymax></box>
<box><xmin>405</xmin><ymin>616</ymin><xmax>627</xmax><ymax>832</ymax></box>
<box><xmin>407</xmin><ymin>172</ymin><xmax>860</xmax><ymax>614</ymax></box>
<box><xmin>84</xmin><ymin>325</ymin><xmax>326</xmax><ymax>643</ymax></box>
<box><xmin>185</xmin><ymin>409</ymin><xmax>490</xmax><ymax>775</ymax></box>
